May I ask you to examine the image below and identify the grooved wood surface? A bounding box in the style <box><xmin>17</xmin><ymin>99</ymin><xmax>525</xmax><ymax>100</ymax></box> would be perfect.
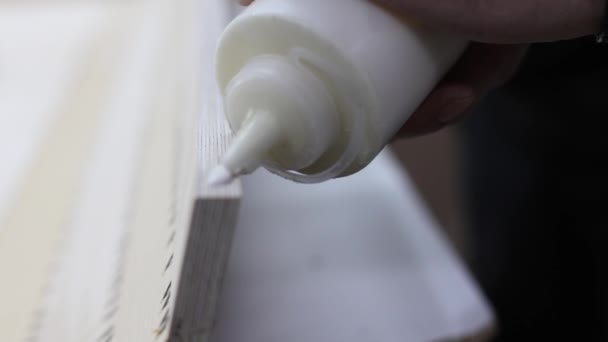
<box><xmin>0</xmin><ymin>1</ymin><xmax>241</xmax><ymax>341</ymax></box>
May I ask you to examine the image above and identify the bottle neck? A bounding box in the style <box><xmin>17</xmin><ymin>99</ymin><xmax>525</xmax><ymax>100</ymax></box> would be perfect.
<box><xmin>222</xmin><ymin>53</ymin><xmax>364</xmax><ymax>183</ymax></box>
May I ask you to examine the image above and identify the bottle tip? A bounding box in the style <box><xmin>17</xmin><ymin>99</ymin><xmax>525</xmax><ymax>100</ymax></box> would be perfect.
<box><xmin>207</xmin><ymin>164</ymin><xmax>235</xmax><ymax>187</ymax></box>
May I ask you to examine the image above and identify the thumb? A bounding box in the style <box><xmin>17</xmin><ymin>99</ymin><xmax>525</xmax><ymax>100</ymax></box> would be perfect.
<box><xmin>397</xmin><ymin>43</ymin><xmax>529</xmax><ymax>138</ymax></box>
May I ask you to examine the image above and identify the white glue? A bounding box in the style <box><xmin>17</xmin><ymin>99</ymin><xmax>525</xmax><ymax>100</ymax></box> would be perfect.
<box><xmin>209</xmin><ymin>0</ymin><xmax>467</xmax><ymax>185</ymax></box>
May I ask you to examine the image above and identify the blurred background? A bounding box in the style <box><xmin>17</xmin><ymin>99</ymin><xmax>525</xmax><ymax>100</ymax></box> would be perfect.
<box><xmin>394</xmin><ymin>35</ymin><xmax>608</xmax><ymax>339</ymax></box>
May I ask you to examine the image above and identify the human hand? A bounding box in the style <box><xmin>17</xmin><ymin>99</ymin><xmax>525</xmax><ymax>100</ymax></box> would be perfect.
<box><xmin>237</xmin><ymin>0</ymin><xmax>604</xmax><ymax>136</ymax></box>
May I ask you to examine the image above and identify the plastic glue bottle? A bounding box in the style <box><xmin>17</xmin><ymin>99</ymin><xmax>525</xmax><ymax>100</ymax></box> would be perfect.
<box><xmin>209</xmin><ymin>0</ymin><xmax>467</xmax><ymax>185</ymax></box>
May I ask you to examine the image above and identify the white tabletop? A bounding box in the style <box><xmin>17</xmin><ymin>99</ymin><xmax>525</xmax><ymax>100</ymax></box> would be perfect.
<box><xmin>213</xmin><ymin>150</ymin><xmax>494</xmax><ymax>342</ymax></box>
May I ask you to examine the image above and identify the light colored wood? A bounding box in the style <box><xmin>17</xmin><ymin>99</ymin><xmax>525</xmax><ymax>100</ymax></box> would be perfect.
<box><xmin>170</xmin><ymin>199</ymin><xmax>240</xmax><ymax>341</ymax></box>
<box><xmin>0</xmin><ymin>1</ymin><xmax>241</xmax><ymax>341</ymax></box>
<box><xmin>168</xmin><ymin>2</ymin><xmax>242</xmax><ymax>340</ymax></box>
<box><xmin>0</xmin><ymin>6</ymin><xmax>138</xmax><ymax>341</ymax></box>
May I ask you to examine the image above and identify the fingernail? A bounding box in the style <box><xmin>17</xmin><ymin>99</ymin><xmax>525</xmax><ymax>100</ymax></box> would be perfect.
<box><xmin>437</xmin><ymin>95</ymin><xmax>475</xmax><ymax>124</ymax></box>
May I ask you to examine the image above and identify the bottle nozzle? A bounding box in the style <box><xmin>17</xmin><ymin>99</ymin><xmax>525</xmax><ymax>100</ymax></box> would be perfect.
<box><xmin>207</xmin><ymin>164</ymin><xmax>234</xmax><ymax>187</ymax></box>
<box><xmin>207</xmin><ymin>109</ymin><xmax>281</xmax><ymax>187</ymax></box>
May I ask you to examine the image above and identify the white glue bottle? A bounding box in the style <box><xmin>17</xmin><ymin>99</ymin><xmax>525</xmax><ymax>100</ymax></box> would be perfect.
<box><xmin>209</xmin><ymin>0</ymin><xmax>467</xmax><ymax>185</ymax></box>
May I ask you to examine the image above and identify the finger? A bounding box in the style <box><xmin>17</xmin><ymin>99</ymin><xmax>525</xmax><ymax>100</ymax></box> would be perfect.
<box><xmin>442</xmin><ymin>43</ymin><xmax>529</xmax><ymax>93</ymax></box>
<box><xmin>396</xmin><ymin>43</ymin><xmax>529</xmax><ymax>138</ymax></box>
<box><xmin>374</xmin><ymin>0</ymin><xmax>506</xmax><ymax>41</ymax></box>
<box><xmin>374</xmin><ymin>0</ymin><xmax>603</xmax><ymax>43</ymax></box>
<box><xmin>239</xmin><ymin>0</ymin><xmax>254</xmax><ymax>5</ymax></box>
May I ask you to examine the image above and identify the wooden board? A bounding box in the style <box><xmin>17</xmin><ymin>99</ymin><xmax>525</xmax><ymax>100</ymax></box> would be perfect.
<box><xmin>0</xmin><ymin>1</ymin><xmax>241</xmax><ymax>341</ymax></box>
